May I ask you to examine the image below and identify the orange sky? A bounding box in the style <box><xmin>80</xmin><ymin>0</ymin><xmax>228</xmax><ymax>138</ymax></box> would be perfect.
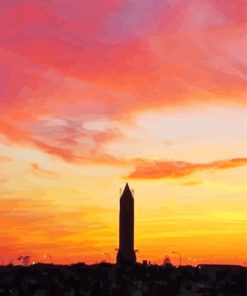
<box><xmin>0</xmin><ymin>0</ymin><xmax>246</xmax><ymax>266</ymax></box>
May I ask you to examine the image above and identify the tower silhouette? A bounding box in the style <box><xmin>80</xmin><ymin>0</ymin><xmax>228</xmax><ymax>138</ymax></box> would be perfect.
<box><xmin>116</xmin><ymin>183</ymin><xmax>136</xmax><ymax>265</ymax></box>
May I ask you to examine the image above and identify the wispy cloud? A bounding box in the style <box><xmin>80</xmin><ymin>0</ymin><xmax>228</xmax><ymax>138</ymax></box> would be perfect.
<box><xmin>180</xmin><ymin>180</ymin><xmax>203</xmax><ymax>186</ymax></box>
<box><xmin>128</xmin><ymin>158</ymin><xmax>247</xmax><ymax>179</ymax></box>
<box><xmin>0</xmin><ymin>156</ymin><xmax>12</xmax><ymax>162</ymax></box>
<box><xmin>30</xmin><ymin>163</ymin><xmax>59</xmax><ymax>179</ymax></box>
<box><xmin>0</xmin><ymin>197</ymin><xmax>116</xmax><ymax>262</ymax></box>
<box><xmin>0</xmin><ymin>119</ymin><xmax>123</xmax><ymax>164</ymax></box>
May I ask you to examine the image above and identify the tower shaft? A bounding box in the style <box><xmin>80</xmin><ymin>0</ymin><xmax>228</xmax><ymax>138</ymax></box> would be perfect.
<box><xmin>117</xmin><ymin>184</ymin><xmax>136</xmax><ymax>265</ymax></box>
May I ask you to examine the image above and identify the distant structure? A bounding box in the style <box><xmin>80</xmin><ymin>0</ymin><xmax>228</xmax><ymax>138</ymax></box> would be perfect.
<box><xmin>17</xmin><ymin>256</ymin><xmax>31</xmax><ymax>266</ymax></box>
<box><xmin>117</xmin><ymin>183</ymin><xmax>136</xmax><ymax>265</ymax></box>
<box><xmin>163</xmin><ymin>256</ymin><xmax>173</xmax><ymax>267</ymax></box>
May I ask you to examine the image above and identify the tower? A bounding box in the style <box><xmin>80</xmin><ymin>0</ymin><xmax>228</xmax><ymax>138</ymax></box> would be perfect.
<box><xmin>117</xmin><ymin>183</ymin><xmax>136</xmax><ymax>265</ymax></box>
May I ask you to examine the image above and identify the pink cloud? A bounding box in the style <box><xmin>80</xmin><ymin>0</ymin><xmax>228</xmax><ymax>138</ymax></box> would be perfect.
<box><xmin>0</xmin><ymin>0</ymin><xmax>246</xmax><ymax>162</ymax></box>
<box><xmin>0</xmin><ymin>119</ymin><xmax>124</xmax><ymax>164</ymax></box>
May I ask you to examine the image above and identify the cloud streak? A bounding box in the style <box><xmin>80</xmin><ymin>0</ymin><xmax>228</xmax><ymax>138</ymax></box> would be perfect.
<box><xmin>0</xmin><ymin>197</ymin><xmax>116</xmax><ymax>262</ymax></box>
<box><xmin>30</xmin><ymin>163</ymin><xmax>59</xmax><ymax>179</ymax></box>
<box><xmin>0</xmin><ymin>118</ymin><xmax>124</xmax><ymax>164</ymax></box>
<box><xmin>0</xmin><ymin>156</ymin><xmax>12</xmax><ymax>162</ymax></box>
<box><xmin>128</xmin><ymin>158</ymin><xmax>247</xmax><ymax>179</ymax></box>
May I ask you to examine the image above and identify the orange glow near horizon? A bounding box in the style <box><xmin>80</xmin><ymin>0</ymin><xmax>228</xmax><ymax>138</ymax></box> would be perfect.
<box><xmin>0</xmin><ymin>0</ymin><xmax>246</xmax><ymax>266</ymax></box>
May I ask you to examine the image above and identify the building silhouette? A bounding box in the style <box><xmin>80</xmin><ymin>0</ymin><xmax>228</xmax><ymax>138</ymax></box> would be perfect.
<box><xmin>116</xmin><ymin>183</ymin><xmax>136</xmax><ymax>265</ymax></box>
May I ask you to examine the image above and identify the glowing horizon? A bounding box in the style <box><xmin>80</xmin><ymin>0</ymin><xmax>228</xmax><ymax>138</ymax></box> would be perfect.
<box><xmin>0</xmin><ymin>0</ymin><xmax>246</xmax><ymax>266</ymax></box>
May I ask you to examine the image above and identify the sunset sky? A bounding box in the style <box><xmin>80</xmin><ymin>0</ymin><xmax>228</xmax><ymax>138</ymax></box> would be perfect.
<box><xmin>0</xmin><ymin>0</ymin><xmax>246</xmax><ymax>266</ymax></box>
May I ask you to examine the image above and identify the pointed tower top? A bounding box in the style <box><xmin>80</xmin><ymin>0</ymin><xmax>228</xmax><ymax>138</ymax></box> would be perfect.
<box><xmin>125</xmin><ymin>182</ymin><xmax>130</xmax><ymax>188</ymax></box>
<box><xmin>121</xmin><ymin>183</ymin><xmax>133</xmax><ymax>200</ymax></box>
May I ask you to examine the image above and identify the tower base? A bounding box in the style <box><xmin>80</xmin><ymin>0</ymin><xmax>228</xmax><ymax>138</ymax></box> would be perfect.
<box><xmin>116</xmin><ymin>250</ymin><xmax>136</xmax><ymax>266</ymax></box>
